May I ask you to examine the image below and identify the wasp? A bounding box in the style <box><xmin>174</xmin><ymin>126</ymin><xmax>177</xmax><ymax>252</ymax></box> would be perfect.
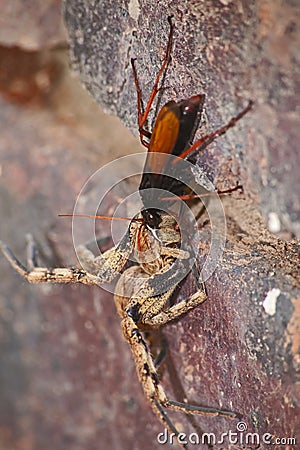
<box><xmin>0</xmin><ymin>16</ymin><xmax>252</xmax><ymax>449</ymax></box>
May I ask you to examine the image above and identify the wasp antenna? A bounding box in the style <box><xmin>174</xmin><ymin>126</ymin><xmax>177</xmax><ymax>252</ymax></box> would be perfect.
<box><xmin>58</xmin><ymin>213</ymin><xmax>136</xmax><ymax>222</ymax></box>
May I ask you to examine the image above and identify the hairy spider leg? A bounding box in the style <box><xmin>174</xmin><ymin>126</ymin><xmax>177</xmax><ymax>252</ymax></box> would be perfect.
<box><xmin>121</xmin><ymin>312</ymin><xmax>238</xmax><ymax>449</ymax></box>
<box><xmin>0</xmin><ymin>238</ymin><xmax>100</xmax><ymax>286</ymax></box>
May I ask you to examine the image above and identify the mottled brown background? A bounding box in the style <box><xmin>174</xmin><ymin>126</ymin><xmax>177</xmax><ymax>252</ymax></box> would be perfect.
<box><xmin>0</xmin><ymin>1</ymin><xmax>299</xmax><ymax>450</ymax></box>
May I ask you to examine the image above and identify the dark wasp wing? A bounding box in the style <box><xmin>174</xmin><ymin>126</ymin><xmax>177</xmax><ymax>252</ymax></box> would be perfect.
<box><xmin>139</xmin><ymin>94</ymin><xmax>205</xmax><ymax>195</ymax></box>
<box><xmin>139</xmin><ymin>95</ymin><xmax>205</xmax><ymax>228</ymax></box>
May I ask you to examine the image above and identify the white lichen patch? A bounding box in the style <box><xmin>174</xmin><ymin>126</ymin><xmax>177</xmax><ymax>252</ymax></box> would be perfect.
<box><xmin>263</xmin><ymin>288</ymin><xmax>281</xmax><ymax>316</ymax></box>
<box><xmin>179</xmin><ymin>342</ymin><xmax>187</xmax><ymax>354</ymax></box>
<box><xmin>128</xmin><ymin>0</ymin><xmax>140</xmax><ymax>21</ymax></box>
<box><xmin>268</xmin><ymin>212</ymin><xmax>281</xmax><ymax>233</ymax></box>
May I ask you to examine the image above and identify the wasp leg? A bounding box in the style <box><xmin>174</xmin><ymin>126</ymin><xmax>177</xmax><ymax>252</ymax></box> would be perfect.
<box><xmin>180</xmin><ymin>100</ymin><xmax>253</xmax><ymax>160</ymax></box>
<box><xmin>131</xmin><ymin>15</ymin><xmax>174</xmax><ymax>146</ymax></box>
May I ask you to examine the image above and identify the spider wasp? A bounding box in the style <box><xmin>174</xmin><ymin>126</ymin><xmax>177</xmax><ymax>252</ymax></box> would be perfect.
<box><xmin>0</xmin><ymin>15</ymin><xmax>252</xmax><ymax>449</ymax></box>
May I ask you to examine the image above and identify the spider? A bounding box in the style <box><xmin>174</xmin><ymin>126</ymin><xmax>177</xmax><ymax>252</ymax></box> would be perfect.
<box><xmin>0</xmin><ymin>16</ymin><xmax>252</xmax><ymax>449</ymax></box>
<box><xmin>0</xmin><ymin>215</ymin><xmax>236</xmax><ymax>448</ymax></box>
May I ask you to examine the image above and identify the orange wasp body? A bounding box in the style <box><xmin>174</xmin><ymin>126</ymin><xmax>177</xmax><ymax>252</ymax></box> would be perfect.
<box><xmin>133</xmin><ymin>17</ymin><xmax>252</xmax><ymax>231</ymax></box>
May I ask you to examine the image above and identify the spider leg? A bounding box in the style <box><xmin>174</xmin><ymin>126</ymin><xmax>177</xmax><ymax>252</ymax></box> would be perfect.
<box><xmin>123</xmin><ymin>254</ymin><xmax>204</xmax><ymax>326</ymax></box>
<box><xmin>116</xmin><ymin>261</ymin><xmax>238</xmax><ymax>447</ymax></box>
<box><xmin>76</xmin><ymin>244</ymin><xmax>129</xmax><ymax>283</ymax></box>
<box><xmin>1</xmin><ymin>239</ymin><xmax>30</xmax><ymax>278</ymax></box>
<box><xmin>26</xmin><ymin>233</ymin><xmax>39</xmax><ymax>270</ymax></box>
<box><xmin>152</xmin><ymin>398</ymin><xmax>188</xmax><ymax>450</ymax></box>
<box><xmin>0</xmin><ymin>238</ymin><xmax>98</xmax><ymax>285</ymax></box>
<box><xmin>0</xmin><ymin>224</ymin><xmax>137</xmax><ymax>286</ymax></box>
<box><xmin>165</xmin><ymin>399</ymin><xmax>239</xmax><ymax>419</ymax></box>
<box><xmin>116</xmin><ymin>266</ymin><xmax>169</xmax><ymax>367</ymax></box>
<box><xmin>143</xmin><ymin>329</ymin><xmax>168</xmax><ymax>369</ymax></box>
<box><xmin>121</xmin><ymin>314</ymin><xmax>188</xmax><ymax>448</ymax></box>
<box><xmin>153</xmin><ymin>332</ymin><xmax>168</xmax><ymax>368</ymax></box>
<box><xmin>143</xmin><ymin>258</ymin><xmax>206</xmax><ymax>327</ymax></box>
<box><xmin>121</xmin><ymin>313</ymin><xmax>238</xmax><ymax>449</ymax></box>
<box><xmin>143</xmin><ymin>287</ymin><xmax>206</xmax><ymax>327</ymax></box>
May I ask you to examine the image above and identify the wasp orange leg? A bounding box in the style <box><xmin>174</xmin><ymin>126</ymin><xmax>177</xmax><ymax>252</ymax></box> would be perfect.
<box><xmin>178</xmin><ymin>100</ymin><xmax>253</xmax><ymax>161</ymax></box>
<box><xmin>131</xmin><ymin>15</ymin><xmax>174</xmax><ymax>147</ymax></box>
